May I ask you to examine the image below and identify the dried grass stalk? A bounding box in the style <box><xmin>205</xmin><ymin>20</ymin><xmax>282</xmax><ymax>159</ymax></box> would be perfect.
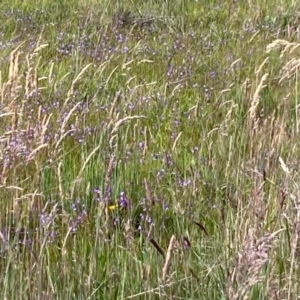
<box><xmin>266</xmin><ymin>39</ymin><xmax>294</xmax><ymax>53</ymax></box>
<box><xmin>55</xmin><ymin>102</ymin><xmax>82</xmax><ymax>151</ymax></box>
<box><xmin>111</xmin><ymin>115</ymin><xmax>146</xmax><ymax>134</ymax></box>
<box><xmin>249</xmin><ymin>73</ymin><xmax>269</xmax><ymax>121</ymax></box>
<box><xmin>162</xmin><ymin>235</ymin><xmax>176</xmax><ymax>281</ymax></box>
<box><xmin>65</xmin><ymin>63</ymin><xmax>92</xmax><ymax>106</ymax></box>
<box><xmin>255</xmin><ymin>57</ymin><xmax>269</xmax><ymax>78</ymax></box>
<box><xmin>226</xmin><ymin>228</ymin><xmax>284</xmax><ymax>300</ymax></box>
<box><xmin>144</xmin><ymin>178</ymin><xmax>154</xmax><ymax>205</ymax></box>
<box><xmin>71</xmin><ymin>145</ymin><xmax>100</xmax><ymax>199</ymax></box>
<box><xmin>27</xmin><ymin>143</ymin><xmax>48</xmax><ymax>162</ymax></box>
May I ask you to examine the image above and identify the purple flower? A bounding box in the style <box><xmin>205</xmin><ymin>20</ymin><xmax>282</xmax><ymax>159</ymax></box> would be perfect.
<box><xmin>119</xmin><ymin>191</ymin><xmax>129</xmax><ymax>208</ymax></box>
<box><xmin>167</xmin><ymin>65</ymin><xmax>173</xmax><ymax>77</ymax></box>
<box><xmin>40</xmin><ymin>213</ymin><xmax>54</xmax><ymax>227</ymax></box>
<box><xmin>127</xmin><ymin>103</ymin><xmax>135</xmax><ymax>110</ymax></box>
<box><xmin>138</xmin><ymin>142</ymin><xmax>145</xmax><ymax>151</ymax></box>
<box><xmin>164</xmin><ymin>152</ymin><xmax>174</xmax><ymax>167</ymax></box>
<box><xmin>93</xmin><ymin>187</ymin><xmax>101</xmax><ymax>202</ymax></box>
<box><xmin>93</xmin><ymin>187</ymin><xmax>101</xmax><ymax>194</ymax></box>
<box><xmin>192</xmin><ymin>147</ymin><xmax>199</xmax><ymax>154</ymax></box>
<box><xmin>179</xmin><ymin>179</ymin><xmax>192</xmax><ymax>187</ymax></box>
<box><xmin>157</xmin><ymin>168</ymin><xmax>165</xmax><ymax>178</ymax></box>
<box><xmin>70</xmin><ymin>209</ymin><xmax>87</xmax><ymax>233</ymax></box>
<box><xmin>173</xmin><ymin>119</ymin><xmax>181</xmax><ymax>126</ymax></box>
<box><xmin>146</xmin><ymin>215</ymin><xmax>153</xmax><ymax>224</ymax></box>
<box><xmin>122</xmin><ymin>46</ymin><xmax>129</xmax><ymax>53</ymax></box>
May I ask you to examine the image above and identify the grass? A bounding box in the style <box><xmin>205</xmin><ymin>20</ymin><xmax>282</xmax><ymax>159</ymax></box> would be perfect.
<box><xmin>0</xmin><ymin>0</ymin><xmax>300</xmax><ymax>299</ymax></box>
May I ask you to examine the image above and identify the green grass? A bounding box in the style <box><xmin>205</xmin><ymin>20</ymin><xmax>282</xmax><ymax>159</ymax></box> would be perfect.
<box><xmin>0</xmin><ymin>0</ymin><xmax>300</xmax><ymax>299</ymax></box>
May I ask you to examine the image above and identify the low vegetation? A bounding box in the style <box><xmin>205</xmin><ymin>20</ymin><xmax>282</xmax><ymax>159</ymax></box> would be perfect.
<box><xmin>1</xmin><ymin>0</ymin><xmax>300</xmax><ymax>299</ymax></box>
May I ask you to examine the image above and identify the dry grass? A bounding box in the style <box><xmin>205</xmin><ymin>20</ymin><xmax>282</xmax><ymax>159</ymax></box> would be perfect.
<box><xmin>226</xmin><ymin>229</ymin><xmax>284</xmax><ymax>300</ymax></box>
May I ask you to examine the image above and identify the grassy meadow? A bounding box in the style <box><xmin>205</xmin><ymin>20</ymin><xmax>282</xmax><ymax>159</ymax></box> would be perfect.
<box><xmin>1</xmin><ymin>0</ymin><xmax>300</xmax><ymax>299</ymax></box>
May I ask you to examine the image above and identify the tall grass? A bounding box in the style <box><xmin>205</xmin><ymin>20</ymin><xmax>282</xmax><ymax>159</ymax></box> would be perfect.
<box><xmin>1</xmin><ymin>0</ymin><xmax>300</xmax><ymax>299</ymax></box>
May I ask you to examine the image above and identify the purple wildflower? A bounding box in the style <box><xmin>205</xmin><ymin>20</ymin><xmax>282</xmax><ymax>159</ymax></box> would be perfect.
<box><xmin>94</xmin><ymin>187</ymin><xmax>101</xmax><ymax>194</ymax></box>
<box><xmin>179</xmin><ymin>179</ymin><xmax>192</xmax><ymax>187</ymax></box>
<box><xmin>119</xmin><ymin>191</ymin><xmax>129</xmax><ymax>208</ymax></box>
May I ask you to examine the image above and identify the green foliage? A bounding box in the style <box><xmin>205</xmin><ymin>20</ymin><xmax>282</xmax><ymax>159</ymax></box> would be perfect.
<box><xmin>0</xmin><ymin>0</ymin><xmax>300</xmax><ymax>299</ymax></box>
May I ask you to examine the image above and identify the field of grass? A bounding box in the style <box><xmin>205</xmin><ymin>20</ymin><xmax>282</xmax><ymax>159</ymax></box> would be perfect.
<box><xmin>1</xmin><ymin>0</ymin><xmax>300</xmax><ymax>299</ymax></box>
